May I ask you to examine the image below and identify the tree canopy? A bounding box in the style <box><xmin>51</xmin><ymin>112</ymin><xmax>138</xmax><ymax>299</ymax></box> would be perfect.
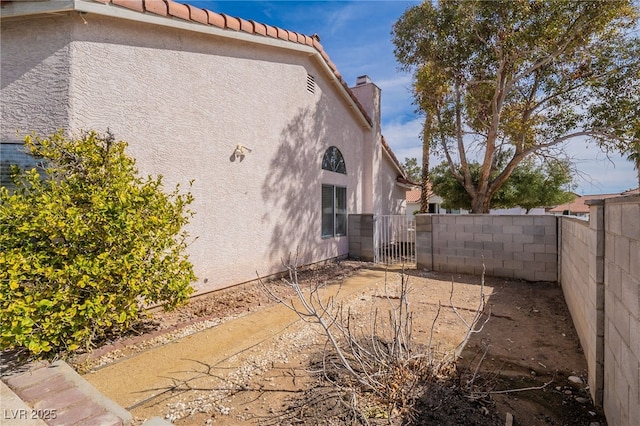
<box><xmin>431</xmin><ymin>155</ymin><xmax>576</xmax><ymax>213</ymax></box>
<box><xmin>393</xmin><ymin>0</ymin><xmax>639</xmax><ymax>213</ymax></box>
<box><xmin>402</xmin><ymin>157</ymin><xmax>422</xmax><ymax>182</ymax></box>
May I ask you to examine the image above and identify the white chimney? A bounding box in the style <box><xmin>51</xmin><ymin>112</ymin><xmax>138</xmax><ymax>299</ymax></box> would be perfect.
<box><xmin>356</xmin><ymin>75</ymin><xmax>372</xmax><ymax>86</ymax></box>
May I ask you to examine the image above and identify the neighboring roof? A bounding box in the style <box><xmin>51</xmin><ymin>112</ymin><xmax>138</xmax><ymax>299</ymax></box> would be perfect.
<box><xmin>406</xmin><ymin>186</ymin><xmax>434</xmax><ymax>203</ymax></box>
<box><xmin>0</xmin><ymin>0</ymin><xmax>372</xmax><ymax>127</ymax></box>
<box><xmin>406</xmin><ymin>188</ymin><xmax>421</xmax><ymax>203</ymax></box>
<box><xmin>548</xmin><ymin>193</ymin><xmax>623</xmax><ymax>214</ymax></box>
<box><xmin>622</xmin><ymin>188</ymin><xmax>640</xmax><ymax>196</ymax></box>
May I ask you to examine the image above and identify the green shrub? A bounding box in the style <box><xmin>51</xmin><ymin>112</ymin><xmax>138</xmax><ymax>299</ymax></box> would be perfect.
<box><xmin>0</xmin><ymin>131</ymin><xmax>195</xmax><ymax>356</ymax></box>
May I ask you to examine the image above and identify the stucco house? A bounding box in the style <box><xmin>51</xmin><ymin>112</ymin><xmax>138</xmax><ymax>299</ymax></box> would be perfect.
<box><xmin>405</xmin><ymin>187</ymin><xmax>443</xmax><ymax>215</ymax></box>
<box><xmin>0</xmin><ymin>0</ymin><xmax>410</xmax><ymax>294</ymax></box>
<box><xmin>547</xmin><ymin>190</ymin><xmax>639</xmax><ymax>218</ymax></box>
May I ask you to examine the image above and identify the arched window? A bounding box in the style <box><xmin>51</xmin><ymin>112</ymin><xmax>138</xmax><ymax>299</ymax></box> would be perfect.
<box><xmin>322</xmin><ymin>146</ymin><xmax>346</xmax><ymax>174</ymax></box>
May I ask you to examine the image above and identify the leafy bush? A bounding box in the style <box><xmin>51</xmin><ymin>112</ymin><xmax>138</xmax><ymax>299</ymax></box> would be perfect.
<box><xmin>0</xmin><ymin>131</ymin><xmax>195</xmax><ymax>356</ymax></box>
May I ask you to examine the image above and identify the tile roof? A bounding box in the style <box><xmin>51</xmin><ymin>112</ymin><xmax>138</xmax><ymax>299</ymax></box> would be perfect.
<box><xmin>86</xmin><ymin>0</ymin><xmax>372</xmax><ymax>126</ymax></box>
<box><xmin>548</xmin><ymin>193</ymin><xmax>623</xmax><ymax>214</ymax></box>
<box><xmin>405</xmin><ymin>186</ymin><xmax>433</xmax><ymax>203</ymax></box>
<box><xmin>406</xmin><ymin>188</ymin><xmax>421</xmax><ymax>203</ymax></box>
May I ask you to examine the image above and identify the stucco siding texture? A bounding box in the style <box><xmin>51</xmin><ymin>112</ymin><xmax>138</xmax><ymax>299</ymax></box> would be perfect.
<box><xmin>5</xmin><ymin>14</ymin><xmax>372</xmax><ymax>294</ymax></box>
<box><xmin>1</xmin><ymin>18</ymin><xmax>73</xmax><ymax>142</ymax></box>
<box><xmin>378</xmin><ymin>155</ymin><xmax>406</xmax><ymax>215</ymax></box>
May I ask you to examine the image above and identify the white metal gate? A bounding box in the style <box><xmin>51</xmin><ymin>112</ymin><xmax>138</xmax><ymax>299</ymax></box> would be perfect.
<box><xmin>374</xmin><ymin>215</ymin><xmax>416</xmax><ymax>265</ymax></box>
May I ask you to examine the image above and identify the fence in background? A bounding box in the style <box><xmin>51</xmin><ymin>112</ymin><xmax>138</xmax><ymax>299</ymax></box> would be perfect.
<box><xmin>374</xmin><ymin>215</ymin><xmax>416</xmax><ymax>265</ymax></box>
<box><xmin>349</xmin><ymin>195</ymin><xmax>640</xmax><ymax>425</ymax></box>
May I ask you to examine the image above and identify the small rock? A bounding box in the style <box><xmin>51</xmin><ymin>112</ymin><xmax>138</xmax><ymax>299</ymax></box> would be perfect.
<box><xmin>505</xmin><ymin>412</ymin><xmax>514</xmax><ymax>426</ymax></box>
<box><xmin>589</xmin><ymin>422</ymin><xmax>600</xmax><ymax>426</ymax></box>
<box><xmin>575</xmin><ymin>397</ymin><xmax>589</xmax><ymax>404</ymax></box>
<box><xmin>568</xmin><ymin>375</ymin><xmax>583</xmax><ymax>384</ymax></box>
<box><xmin>564</xmin><ymin>390</ymin><xmax>573</xmax><ymax>395</ymax></box>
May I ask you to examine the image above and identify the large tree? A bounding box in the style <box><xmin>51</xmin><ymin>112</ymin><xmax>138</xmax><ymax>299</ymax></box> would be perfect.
<box><xmin>402</xmin><ymin>157</ymin><xmax>422</xmax><ymax>182</ymax></box>
<box><xmin>431</xmin><ymin>155</ymin><xmax>576</xmax><ymax>213</ymax></box>
<box><xmin>393</xmin><ymin>0</ymin><xmax>639</xmax><ymax>213</ymax></box>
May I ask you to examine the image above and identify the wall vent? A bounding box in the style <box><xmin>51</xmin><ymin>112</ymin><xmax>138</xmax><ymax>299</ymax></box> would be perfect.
<box><xmin>306</xmin><ymin>74</ymin><xmax>316</xmax><ymax>94</ymax></box>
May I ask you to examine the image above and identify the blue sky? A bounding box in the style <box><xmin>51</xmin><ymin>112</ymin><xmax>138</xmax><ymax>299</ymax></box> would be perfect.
<box><xmin>189</xmin><ymin>0</ymin><xmax>638</xmax><ymax>195</ymax></box>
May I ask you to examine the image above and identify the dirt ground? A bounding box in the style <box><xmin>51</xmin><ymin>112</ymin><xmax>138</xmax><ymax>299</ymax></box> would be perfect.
<box><xmin>77</xmin><ymin>261</ymin><xmax>606</xmax><ymax>425</ymax></box>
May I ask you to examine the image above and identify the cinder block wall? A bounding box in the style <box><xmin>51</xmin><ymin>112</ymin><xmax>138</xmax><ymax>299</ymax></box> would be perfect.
<box><xmin>348</xmin><ymin>214</ymin><xmax>375</xmax><ymax>262</ymax></box>
<box><xmin>416</xmin><ymin>214</ymin><xmax>558</xmax><ymax>281</ymax></box>
<box><xmin>559</xmin><ymin>212</ymin><xmax>604</xmax><ymax>405</ymax></box>
<box><xmin>602</xmin><ymin>196</ymin><xmax>640</xmax><ymax>426</ymax></box>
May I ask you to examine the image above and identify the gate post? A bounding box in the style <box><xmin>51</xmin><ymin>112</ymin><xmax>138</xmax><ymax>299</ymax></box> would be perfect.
<box><xmin>348</xmin><ymin>214</ymin><xmax>375</xmax><ymax>262</ymax></box>
<box><xmin>415</xmin><ymin>214</ymin><xmax>433</xmax><ymax>270</ymax></box>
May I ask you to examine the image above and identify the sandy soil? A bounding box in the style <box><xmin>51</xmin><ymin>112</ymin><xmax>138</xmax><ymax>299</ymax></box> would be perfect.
<box><xmin>77</xmin><ymin>261</ymin><xmax>606</xmax><ymax>425</ymax></box>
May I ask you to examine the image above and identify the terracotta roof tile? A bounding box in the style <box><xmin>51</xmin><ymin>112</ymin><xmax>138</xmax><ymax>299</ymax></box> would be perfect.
<box><xmin>406</xmin><ymin>187</ymin><xmax>434</xmax><ymax>203</ymax></box>
<box><xmin>276</xmin><ymin>27</ymin><xmax>289</xmax><ymax>40</ymax></box>
<box><xmin>113</xmin><ymin>0</ymin><xmax>143</xmax><ymax>12</ymax></box>
<box><xmin>548</xmin><ymin>193</ymin><xmax>622</xmax><ymax>214</ymax></box>
<box><xmin>238</xmin><ymin>18</ymin><xmax>253</xmax><ymax>33</ymax></box>
<box><xmin>143</xmin><ymin>0</ymin><xmax>167</xmax><ymax>17</ymax></box>
<box><xmin>312</xmin><ymin>38</ymin><xmax>322</xmax><ymax>51</ymax></box>
<box><xmin>167</xmin><ymin>0</ymin><xmax>189</xmax><ymax>21</ymax></box>
<box><xmin>85</xmin><ymin>0</ymin><xmax>373</xmax><ymax>127</ymax></box>
<box><xmin>205</xmin><ymin>9</ymin><xmax>224</xmax><ymax>28</ymax></box>
<box><xmin>406</xmin><ymin>189</ymin><xmax>421</xmax><ymax>203</ymax></box>
<box><xmin>220</xmin><ymin>13</ymin><xmax>240</xmax><ymax>31</ymax></box>
<box><xmin>251</xmin><ymin>20</ymin><xmax>267</xmax><ymax>36</ymax></box>
<box><xmin>320</xmin><ymin>49</ymin><xmax>331</xmax><ymax>63</ymax></box>
<box><xmin>265</xmin><ymin>25</ymin><xmax>278</xmax><ymax>38</ymax></box>
<box><xmin>186</xmin><ymin>4</ymin><xmax>207</xmax><ymax>24</ymax></box>
<box><xmin>302</xmin><ymin>34</ymin><xmax>313</xmax><ymax>46</ymax></box>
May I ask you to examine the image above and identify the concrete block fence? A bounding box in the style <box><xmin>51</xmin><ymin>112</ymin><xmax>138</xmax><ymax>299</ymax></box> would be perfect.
<box><xmin>559</xmin><ymin>206</ymin><xmax>605</xmax><ymax>406</ymax></box>
<box><xmin>348</xmin><ymin>214</ymin><xmax>375</xmax><ymax>262</ymax></box>
<box><xmin>601</xmin><ymin>196</ymin><xmax>640</xmax><ymax>426</ymax></box>
<box><xmin>415</xmin><ymin>214</ymin><xmax>558</xmax><ymax>282</ymax></box>
<box><xmin>558</xmin><ymin>195</ymin><xmax>640</xmax><ymax>426</ymax></box>
<box><xmin>349</xmin><ymin>195</ymin><xmax>640</xmax><ymax>425</ymax></box>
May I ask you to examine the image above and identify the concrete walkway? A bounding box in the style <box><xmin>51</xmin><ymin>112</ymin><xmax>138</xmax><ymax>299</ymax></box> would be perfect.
<box><xmin>0</xmin><ymin>267</ymin><xmax>394</xmax><ymax>425</ymax></box>
<box><xmin>82</xmin><ymin>267</ymin><xmax>391</xmax><ymax>415</ymax></box>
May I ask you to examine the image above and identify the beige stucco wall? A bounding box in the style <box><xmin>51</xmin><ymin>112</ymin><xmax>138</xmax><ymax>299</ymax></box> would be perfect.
<box><xmin>378</xmin><ymin>154</ymin><xmax>406</xmax><ymax>215</ymax></box>
<box><xmin>1</xmin><ymin>18</ymin><xmax>73</xmax><ymax>142</ymax></box>
<box><xmin>1</xmin><ymin>13</ymin><xmax>382</xmax><ymax>293</ymax></box>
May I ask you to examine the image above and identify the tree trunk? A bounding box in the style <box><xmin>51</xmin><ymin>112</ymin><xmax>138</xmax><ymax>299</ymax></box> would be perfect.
<box><xmin>471</xmin><ymin>193</ymin><xmax>491</xmax><ymax>214</ymax></box>
<box><xmin>419</xmin><ymin>116</ymin><xmax>432</xmax><ymax>213</ymax></box>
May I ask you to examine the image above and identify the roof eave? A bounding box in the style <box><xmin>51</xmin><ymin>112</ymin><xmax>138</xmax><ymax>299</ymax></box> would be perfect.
<box><xmin>0</xmin><ymin>0</ymin><xmax>373</xmax><ymax>129</ymax></box>
<box><xmin>0</xmin><ymin>0</ymin><xmax>76</xmax><ymax>18</ymax></box>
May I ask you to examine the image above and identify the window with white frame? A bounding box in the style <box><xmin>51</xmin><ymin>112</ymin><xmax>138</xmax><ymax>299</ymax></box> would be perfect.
<box><xmin>322</xmin><ymin>184</ymin><xmax>347</xmax><ymax>238</ymax></box>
